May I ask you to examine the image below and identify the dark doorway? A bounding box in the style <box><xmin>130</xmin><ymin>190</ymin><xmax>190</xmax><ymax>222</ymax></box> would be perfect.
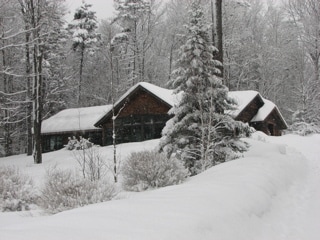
<box><xmin>268</xmin><ymin>124</ymin><xmax>274</xmax><ymax>136</ymax></box>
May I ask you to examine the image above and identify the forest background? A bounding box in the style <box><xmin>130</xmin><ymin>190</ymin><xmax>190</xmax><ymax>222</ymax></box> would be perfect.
<box><xmin>1</xmin><ymin>0</ymin><xmax>319</xmax><ymax>157</ymax></box>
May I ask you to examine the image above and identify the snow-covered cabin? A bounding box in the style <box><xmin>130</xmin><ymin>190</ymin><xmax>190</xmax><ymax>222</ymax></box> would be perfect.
<box><xmin>41</xmin><ymin>105</ymin><xmax>112</xmax><ymax>152</ymax></box>
<box><xmin>41</xmin><ymin>82</ymin><xmax>287</xmax><ymax>152</ymax></box>
<box><xmin>228</xmin><ymin>91</ymin><xmax>288</xmax><ymax>135</ymax></box>
<box><xmin>94</xmin><ymin>82</ymin><xmax>180</xmax><ymax>146</ymax></box>
<box><xmin>94</xmin><ymin>82</ymin><xmax>287</xmax><ymax>146</ymax></box>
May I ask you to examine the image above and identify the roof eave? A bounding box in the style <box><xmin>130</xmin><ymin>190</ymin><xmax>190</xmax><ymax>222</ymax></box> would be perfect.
<box><xmin>94</xmin><ymin>83</ymin><xmax>173</xmax><ymax>128</ymax></box>
<box><xmin>233</xmin><ymin>92</ymin><xmax>263</xmax><ymax>119</ymax></box>
<box><xmin>251</xmin><ymin>107</ymin><xmax>288</xmax><ymax>130</ymax></box>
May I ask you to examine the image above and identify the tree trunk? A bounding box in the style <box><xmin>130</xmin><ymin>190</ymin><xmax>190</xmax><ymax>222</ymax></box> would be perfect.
<box><xmin>78</xmin><ymin>45</ymin><xmax>85</xmax><ymax>106</ymax></box>
<box><xmin>32</xmin><ymin>40</ymin><xmax>44</xmax><ymax>164</ymax></box>
<box><xmin>211</xmin><ymin>0</ymin><xmax>216</xmax><ymax>44</ymax></box>
<box><xmin>110</xmin><ymin>51</ymin><xmax>118</xmax><ymax>183</ymax></box>
<box><xmin>168</xmin><ymin>40</ymin><xmax>174</xmax><ymax>82</ymax></box>
<box><xmin>30</xmin><ymin>0</ymin><xmax>43</xmax><ymax>164</ymax></box>
<box><xmin>215</xmin><ymin>0</ymin><xmax>224</xmax><ymax>78</ymax></box>
<box><xmin>25</xmin><ymin>28</ymin><xmax>33</xmax><ymax>156</ymax></box>
<box><xmin>32</xmin><ymin>41</ymin><xmax>43</xmax><ymax>164</ymax></box>
<box><xmin>133</xmin><ymin>19</ymin><xmax>138</xmax><ymax>86</ymax></box>
<box><xmin>2</xmin><ymin>43</ymin><xmax>11</xmax><ymax>157</ymax></box>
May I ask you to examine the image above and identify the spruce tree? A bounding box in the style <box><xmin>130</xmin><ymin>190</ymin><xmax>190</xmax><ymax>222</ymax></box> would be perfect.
<box><xmin>160</xmin><ymin>1</ymin><xmax>250</xmax><ymax>175</ymax></box>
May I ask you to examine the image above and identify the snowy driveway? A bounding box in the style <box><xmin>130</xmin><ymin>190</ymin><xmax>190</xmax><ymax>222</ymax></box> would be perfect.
<box><xmin>265</xmin><ymin>134</ymin><xmax>320</xmax><ymax>240</ymax></box>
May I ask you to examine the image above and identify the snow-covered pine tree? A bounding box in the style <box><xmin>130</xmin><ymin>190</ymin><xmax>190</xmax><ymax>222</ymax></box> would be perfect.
<box><xmin>68</xmin><ymin>1</ymin><xmax>100</xmax><ymax>106</ymax></box>
<box><xmin>160</xmin><ymin>1</ymin><xmax>250</xmax><ymax>175</ymax></box>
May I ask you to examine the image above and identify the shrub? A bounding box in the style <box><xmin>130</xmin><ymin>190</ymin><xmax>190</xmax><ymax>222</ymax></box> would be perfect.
<box><xmin>65</xmin><ymin>136</ymin><xmax>93</xmax><ymax>150</ymax></box>
<box><xmin>288</xmin><ymin>122</ymin><xmax>320</xmax><ymax>136</ymax></box>
<box><xmin>39</xmin><ymin>167</ymin><xmax>116</xmax><ymax>213</ymax></box>
<box><xmin>122</xmin><ymin>150</ymin><xmax>189</xmax><ymax>191</ymax></box>
<box><xmin>72</xmin><ymin>146</ymin><xmax>106</xmax><ymax>181</ymax></box>
<box><xmin>0</xmin><ymin>166</ymin><xmax>38</xmax><ymax>212</ymax></box>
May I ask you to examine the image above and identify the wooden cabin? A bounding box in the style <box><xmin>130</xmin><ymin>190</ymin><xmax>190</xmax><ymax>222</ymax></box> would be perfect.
<box><xmin>41</xmin><ymin>82</ymin><xmax>287</xmax><ymax>152</ymax></box>
<box><xmin>41</xmin><ymin>105</ymin><xmax>112</xmax><ymax>152</ymax></box>
<box><xmin>94</xmin><ymin>82</ymin><xmax>180</xmax><ymax>146</ymax></box>
<box><xmin>94</xmin><ymin>83</ymin><xmax>288</xmax><ymax>146</ymax></box>
<box><xmin>228</xmin><ymin>91</ymin><xmax>287</xmax><ymax>136</ymax></box>
<box><xmin>250</xmin><ymin>99</ymin><xmax>288</xmax><ymax>136</ymax></box>
<box><xmin>228</xmin><ymin>91</ymin><xmax>265</xmax><ymax>123</ymax></box>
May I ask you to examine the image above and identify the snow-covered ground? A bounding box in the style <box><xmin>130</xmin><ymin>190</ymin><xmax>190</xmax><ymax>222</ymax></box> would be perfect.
<box><xmin>0</xmin><ymin>133</ymin><xmax>320</xmax><ymax>240</ymax></box>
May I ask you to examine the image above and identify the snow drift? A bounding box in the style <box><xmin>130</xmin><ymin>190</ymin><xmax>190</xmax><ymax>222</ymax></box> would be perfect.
<box><xmin>0</xmin><ymin>133</ymin><xmax>311</xmax><ymax>240</ymax></box>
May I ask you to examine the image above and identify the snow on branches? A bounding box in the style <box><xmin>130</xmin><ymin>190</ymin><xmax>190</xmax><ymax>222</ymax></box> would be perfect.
<box><xmin>160</xmin><ymin>1</ymin><xmax>250</xmax><ymax>175</ymax></box>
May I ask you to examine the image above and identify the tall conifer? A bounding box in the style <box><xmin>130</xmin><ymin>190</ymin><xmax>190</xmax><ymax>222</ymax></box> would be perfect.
<box><xmin>160</xmin><ymin>1</ymin><xmax>250</xmax><ymax>175</ymax></box>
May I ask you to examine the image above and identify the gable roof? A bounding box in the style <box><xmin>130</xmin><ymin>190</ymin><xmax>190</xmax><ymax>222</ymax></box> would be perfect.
<box><xmin>251</xmin><ymin>98</ymin><xmax>288</xmax><ymax>128</ymax></box>
<box><xmin>227</xmin><ymin>90</ymin><xmax>261</xmax><ymax>118</ymax></box>
<box><xmin>94</xmin><ymin>82</ymin><xmax>287</xmax><ymax>129</ymax></box>
<box><xmin>43</xmin><ymin>82</ymin><xmax>287</xmax><ymax>135</ymax></box>
<box><xmin>42</xmin><ymin>105</ymin><xmax>112</xmax><ymax>134</ymax></box>
<box><xmin>94</xmin><ymin>82</ymin><xmax>181</xmax><ymax>127</ymax></box>
<box><xmin>136</xmin><ymin>82</ymin><xmax>179</xmax><ymax>106</ymax></box>
<box><xmin>251</xmin><ymin>99</ymin><xmax>275</xmax><ymax>122</ymax></box>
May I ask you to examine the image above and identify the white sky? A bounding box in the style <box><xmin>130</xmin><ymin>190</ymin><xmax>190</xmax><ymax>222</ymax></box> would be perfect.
<box><xmin>65</xmin><ymin>0</ymin><xmax>116</xmax><ymax>22</ymax></box>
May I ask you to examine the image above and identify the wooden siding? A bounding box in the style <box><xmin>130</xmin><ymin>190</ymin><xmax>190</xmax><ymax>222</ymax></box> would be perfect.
<box><xmin>101</xmin><ymin>88</ymin><xmax>171</xmax><ymax>146</ymax></box>
<box><xmin>250</xmin><ymin>108</ymin><xmax>284</xmax><ymax>136</ymax></box>
<box><xmin>235</xmin><ymin>95</ymin><xmax>264</xmax><ymax>122</ymax></box>
<box><xmin>118</xmin><ymin>89</ymin><xmax>170</xmax><ymax>117</ymax></box>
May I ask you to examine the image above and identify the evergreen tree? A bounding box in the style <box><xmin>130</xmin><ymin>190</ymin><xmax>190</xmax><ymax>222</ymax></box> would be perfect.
<box><xmin>160</xmin><ymin>1</ymin><xmax>250</xmax><ymax>175</ymax></box>
<box><xmin>68</xmin><ymin>1</ymin><xmax>100</xmax><ymax>106</ymax></box>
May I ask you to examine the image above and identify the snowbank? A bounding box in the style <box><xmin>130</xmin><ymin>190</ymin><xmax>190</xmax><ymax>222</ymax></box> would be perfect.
<box><xmin>0</xmin><ymin>134</ymin><xmax>310</xmax><ymax>240</ymax></box>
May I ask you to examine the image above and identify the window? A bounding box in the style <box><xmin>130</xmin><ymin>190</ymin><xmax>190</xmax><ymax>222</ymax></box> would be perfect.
<box><xmin>105</xmin><ymin>114</ymin><xmax>170</xmax><ymax>145</ymax></box>
<box><xmin>43</xmin><ymin>135</ymin><xmax>63</xmax><ymax>152</ymax></box>
<box><xmin>88</xmin><ymin>131</ymin><xmax>102</xmax><ymax>145</ymax></box>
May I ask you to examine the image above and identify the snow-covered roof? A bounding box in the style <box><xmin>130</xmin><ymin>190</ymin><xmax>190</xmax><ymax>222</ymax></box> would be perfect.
<box><xmin>94</xmin><ymin>82</ymin><xmax>181</xmax><ymax>126</ymax></box>
<box><xmin>139</xmin><ymin>82</ymin><xmax>180</xmax><ymax>106</ymax></box>
<box><xmin>117</xmin><ymin>82</ymin><xmax>179</xmax><ymax>107</ymax></box>
<box><xmin>251</xmin><ymin>98</ymin><xmax>288</xmax><ymax>127</ymax></box>
<box><xmin>251</xmin><ymin>99</ymin><xmax>275</xmax><ymax>122</ymax></box>
<box><xmin>95</xmin><ymin>82</ymin><xmax>287</xmax><ymax>128</ymax></box>
<box><xmin>228</xmin><ymin>90</ymin><xmax>260</xmax><ymax>118</ymax></box>
<box><xmin>44</xmin><ymin>82</ymin><xmax>287</xmax><ymax>134</ymax></box>
<box><xmin>42</xmin><ymin>105</ymin><xmax>112</xmax><ymax>134</ymax></box>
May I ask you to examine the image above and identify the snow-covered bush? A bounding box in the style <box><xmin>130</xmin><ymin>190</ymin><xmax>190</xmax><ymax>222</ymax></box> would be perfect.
<box><xmin>288</xmin><ymin>122</ymin><xmax>320</xmax><ymax>136</ymax></box>
<box><xmin>250</xmin><ymin>131</ymin><xmax>267</xmax><ymax>142</ymax></box>
<box><xmin>40</xmin><ymin>167</ymin><xmax>116</xmax><ymax>213</ymax></box>
<box><xmin>122</xmin><ymin>150</ymin><xmax>189</xmax><ymax>192</ymax></box>
<box><xmin>0</xmin><ymin>166</ymin><xmax>38</xmax><ymax>212</ymax></box>
<box><xmin>65</xmin><ymin>136</ymin><xmax>93</xmax><ymax>150</ymax></box>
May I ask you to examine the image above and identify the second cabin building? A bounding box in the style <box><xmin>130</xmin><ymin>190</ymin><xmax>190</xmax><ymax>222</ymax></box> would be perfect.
<box><xmin>42</xmin><ymin>82</ymin><xmax>288</xmax><ymax>152</ymax></box>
